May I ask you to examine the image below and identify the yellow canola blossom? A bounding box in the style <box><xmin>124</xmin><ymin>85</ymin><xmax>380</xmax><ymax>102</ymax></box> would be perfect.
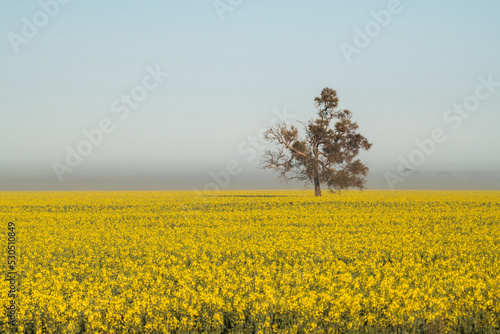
<box><xmin>0</xmin><ymin>190</ymin><xmax>499</xmax><ymax>333</ymax></box>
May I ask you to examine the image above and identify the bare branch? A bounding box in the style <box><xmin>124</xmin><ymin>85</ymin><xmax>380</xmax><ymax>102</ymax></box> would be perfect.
<box><xmin>260</xmin><ymin>87</ymin><xmax>372</xmax><ymax>196</ymax></box>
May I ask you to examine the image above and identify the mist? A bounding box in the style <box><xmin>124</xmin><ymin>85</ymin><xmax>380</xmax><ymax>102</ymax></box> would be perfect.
<box><xmin>1</xmin><ymin>1</ymin><xmax>499</xmax><ymax>191</ymax></box>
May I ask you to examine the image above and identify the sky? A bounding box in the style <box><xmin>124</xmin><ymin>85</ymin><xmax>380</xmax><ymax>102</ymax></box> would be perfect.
<box><xmin>1</xmin><ymin>0</ymin><xmax>499</xmax><ymax>190</ymax></box>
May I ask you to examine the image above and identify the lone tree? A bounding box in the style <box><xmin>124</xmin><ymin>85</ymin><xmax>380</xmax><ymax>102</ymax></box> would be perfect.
<box><xmin>261</xmin><ymin>88</ymin><xmax>372</xmax><ymax>196</ymax></box>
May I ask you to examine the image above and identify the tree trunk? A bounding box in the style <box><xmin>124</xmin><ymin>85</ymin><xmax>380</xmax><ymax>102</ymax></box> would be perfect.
<box><xmin>314</xmin><ymin>176</ymin><xmax>322</xmax><ymax>197</ymax></box>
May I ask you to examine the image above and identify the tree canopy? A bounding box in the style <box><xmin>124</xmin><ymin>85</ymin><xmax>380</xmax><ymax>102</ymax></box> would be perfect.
<box><xmin>261</xmin><ymin>87</ymin><xmax>372</xmax><ymax>196</ymax></box>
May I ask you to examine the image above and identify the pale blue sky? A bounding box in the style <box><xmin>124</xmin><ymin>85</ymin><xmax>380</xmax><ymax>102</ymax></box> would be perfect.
<box><xmin>1</xmin><ymin>1</ymin><xmax>499</xmax><ymax>189</ymax></box>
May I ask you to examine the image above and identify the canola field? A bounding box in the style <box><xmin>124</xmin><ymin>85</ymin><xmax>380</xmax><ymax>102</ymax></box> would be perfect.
<box><xmin>1</xmin><ymin>190</ymin><xmax>500</xmax><ymax>333</ymax></box>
